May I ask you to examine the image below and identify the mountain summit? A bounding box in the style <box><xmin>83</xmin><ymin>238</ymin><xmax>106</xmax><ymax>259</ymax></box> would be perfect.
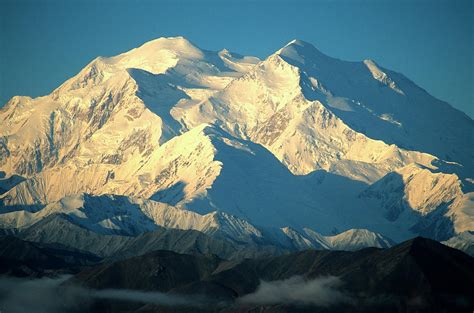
<box><xmin>0</xmin><ymin>36</ymin><xmax>473</xmax><ymax>254</ymax></box>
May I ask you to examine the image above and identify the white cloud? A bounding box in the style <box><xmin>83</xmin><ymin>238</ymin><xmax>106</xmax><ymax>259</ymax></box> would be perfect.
<box><xmin>238</xmin><ymin>275</ymin><xmax>351</xmax><ymax>306</ymax></box>
<box><xmin>0</xmin><ymin>275</ymin><xmax>209</xmax><ymax>313</ymax></box>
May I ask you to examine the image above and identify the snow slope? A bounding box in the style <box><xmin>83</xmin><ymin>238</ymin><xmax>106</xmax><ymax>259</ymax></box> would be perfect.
<box><xmin>0</xmin><ymin>37</ymin><xmax>259</xmax><ymax>178</ymax></box>
<box><xmin>0</xmin><ymin>36</ymin><xmax>472</xmax><ymax>252</ymax></box>
<box><xmin>174</xmin><ymin>42</ymin><xmax>442</xmax><ymax>183</ymax></box>
<box><xmin>0</xmin><ymin>192</ymin><xmax>393</xmax><ymax>252</ymax></box>
<box><xmin>277</xmin><ymin>40</ymin><xmax>474</xmax><ymax>175</ymax></box>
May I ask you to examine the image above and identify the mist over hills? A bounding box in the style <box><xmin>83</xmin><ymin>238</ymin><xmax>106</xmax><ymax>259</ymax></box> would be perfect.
<box><xmin>0</xmin><ymin>236</ymin><xmax>472</xmax><ymax>313</ymax></box>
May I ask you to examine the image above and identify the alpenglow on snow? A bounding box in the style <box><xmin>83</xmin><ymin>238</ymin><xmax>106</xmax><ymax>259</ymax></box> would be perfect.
<box><xmin>0</xmin><ymin>36</ymin><xmax>473</xmax><ymax>254</ymax></box>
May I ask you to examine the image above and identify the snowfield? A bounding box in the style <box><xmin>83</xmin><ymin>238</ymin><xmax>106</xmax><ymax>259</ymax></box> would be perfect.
<box><xmin>1</xmin><ymin>36</ymin><xmax>473</xmax><ymax>253</ymax></box>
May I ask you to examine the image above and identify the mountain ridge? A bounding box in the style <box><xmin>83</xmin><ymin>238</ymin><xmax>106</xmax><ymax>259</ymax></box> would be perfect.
<box><xmin>67</xmin><ymin>236</ymin><xmax>474</xmax><ymax>313</ymax></box>
<box><xmin>1</xmin><ymin>36</ymin><xmax>472</xmax><ymax>254</ymax></box>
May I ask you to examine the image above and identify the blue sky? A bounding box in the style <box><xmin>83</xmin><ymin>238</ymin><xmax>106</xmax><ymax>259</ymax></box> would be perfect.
<box><xmin>1</xmin><ymin>0</ymin><xmax>472</xmax><ymax>117</ymax></box>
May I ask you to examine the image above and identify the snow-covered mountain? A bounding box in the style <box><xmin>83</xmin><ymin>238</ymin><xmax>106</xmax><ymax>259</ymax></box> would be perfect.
<box><xmin>0</xmin><ymin>193</ymin><xmax>392</xmax><ymax>256</ymax></box>
<box><xmin>1</xmin><ymin>36</ymin><xmax>472</xmax><ymax>254</ymax></box>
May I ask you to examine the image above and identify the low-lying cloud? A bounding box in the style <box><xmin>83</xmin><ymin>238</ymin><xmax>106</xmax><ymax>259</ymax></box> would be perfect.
<box><xmin>0</xmin><ymin>275</ymin><xmax>209</xmax><ymax>313</ymax></box>
<box><xmin>0</xmin><ymin>275</ymin><xmax>82</xmax><ymax>313</ymax></box>
<box><xmin>0</xmin><ymin>274</ymin><xmax>351</xmax><ymax>312</ymax></box>
<box><xmin>238</xmin><ymin>275</ymin><xmax>351</xmax><ymax>306</ymax></box>
<box><xmin>92</xmin><ymin>288</ymin><xmax>204</xmax><ymax>306</ymax></box>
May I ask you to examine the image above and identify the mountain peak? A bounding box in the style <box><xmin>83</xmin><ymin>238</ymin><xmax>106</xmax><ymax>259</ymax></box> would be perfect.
<box><xmin>1</xmin><ymin>36</ymin><xmax>473</xmax><ymax>263</ymax></box>
<box><xmin>389</xmin><ymin>236</ymin><xmax>468</xmax><ymax>258</ymax></box>
<box><xmin>93</xmin><ymin>35</ymin><xmax>206</xmax><ymax>75</ymax></box>
<box><xmin>145</xmin><ymin>35</ymin><xmax>194</xmax><ymax>46</ymax></box>
<box><xmin>130</xmin><ymin>36</ymin><xmax>202</xmax><ymax>57</ymax></box>
<box><xmin>285</xmin><ymin>39</ymin><xmax>314</xmax><ymax>48</ymax></box>
<box><xmin>276</xmin><ymin>38</ymin><xmax>327</xmax><ymax>64</ymax></box>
